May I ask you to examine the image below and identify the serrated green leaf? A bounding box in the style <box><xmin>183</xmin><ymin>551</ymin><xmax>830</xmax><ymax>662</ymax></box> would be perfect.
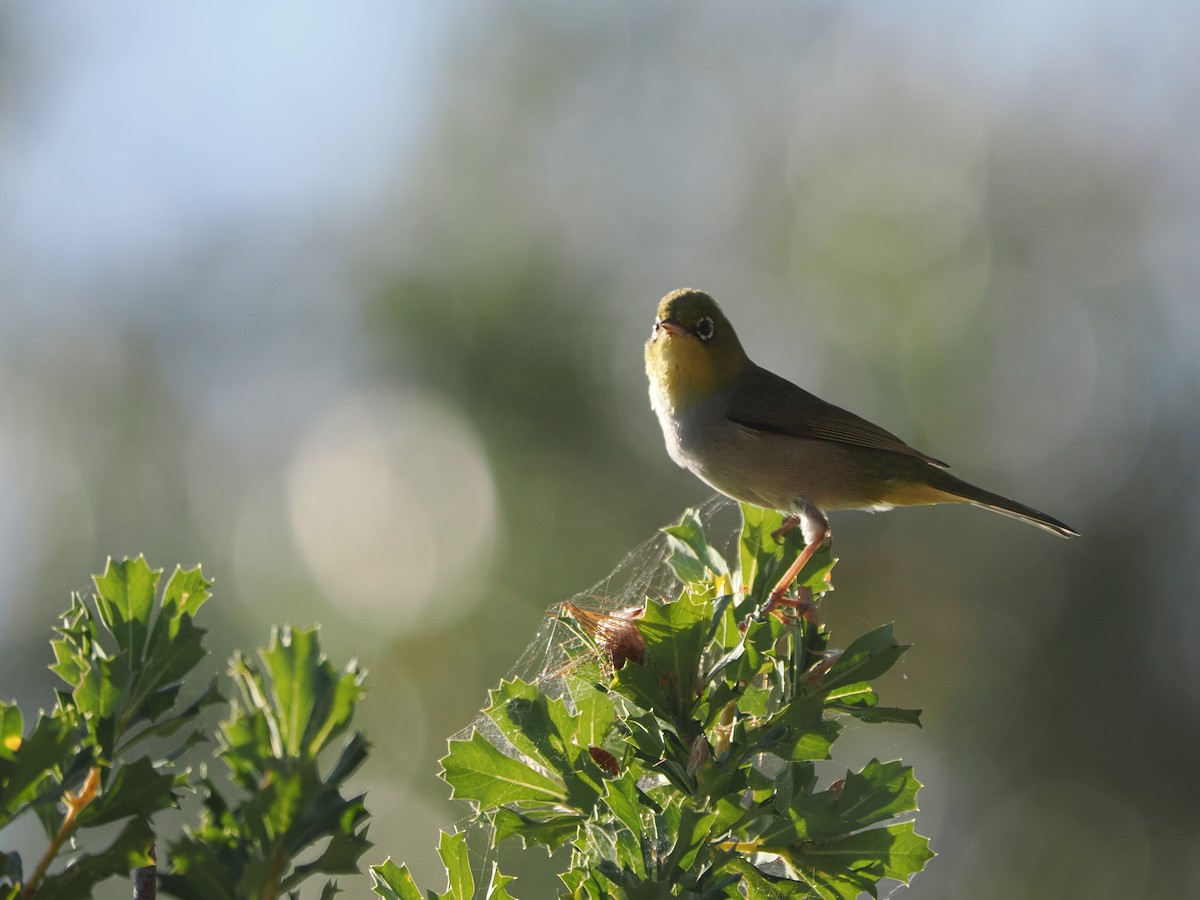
<box><xmin>742</xmin><ymin>615</ymin><xmax>788</xmax><ymax>669</ymax></box>
<box><xmin>736</xmin><ymin>684</ymin><xmax>772</xmax><ymax>718</ymax></box>
<box><xmin>793</xmin><ymin>862</ymin><xmax>876</xmax><ymax>900</ymax></box>
<box><xmin>798</xmin><ymin>549</ymin><xmax>837</xmax><ymax>597</ymax></box>
<box><xmin>823</xmin><ymin>682</ymin><xmax>877</xmax><ymax>706</ymax></box>
<box><xmin>622</xmin><ymin>713</ymin><xmax>693</xmax><ymax>793</ymax></box>
<box><xmin>600</xmin><ymin>768</ymin><xmax>644</xmax><ymax>840</ymax></box>
<box><xmin>738</xmin><ymin>504</ymin><xmax>835</xmax><ymax>606</ymax></box>
<box><xmin>720</xmin><ymin>858</ymin><xmax>790</xmax><ymax>900</ymax></box>
<box><xmin>48</xmin><ymin>638</ymin><xmax>85</xmax><ymax>693</ymax></box>
<box><xmin>161</xmin><ymin>834</ymin><xmax>240</xmax><ymax>900</ymax></box>
<box><xmin>286</xmin><ymin>796</ymin><xmax>372</xmax><ymax>883</ymax></box>
<box><xmin>0</xmin><ymin>712</ymin><xmax>80</xmax><ymax>820</ymax></box>
<box><xmin>492</xmin><ymin>806</ymin><xmax>582</xmax><ymax>852</ymax></box>
<box><xmin>486</xmin><ymin>863</ymin><xmax>518</xmax><ymax>900</ymax></box>
<box><xmin>255</xmin><ymin>626</ymin><xmax>365</xmax><ymax>760</ymax></box>
<box><xmin>834</xmin><ymin>760</ymin><xmax>921</xmax><ymax>831</ymax></box>
<box><xmin>817</xmin><ymin>624</ymin><xmax>909</xmax><ymax>693</ymax></box>
<box><xmin>164</xmin><ymin>622</ymin><xmax>368</xmax><ymax>900</ymax></box>
<box><xmin>793</xmin><ymin>820</ymin><xmax>934</xmax><ymax>885</ymax></box>
<box><xmin>375</xmin><ymin>504</ymin><xmax>931</xmax><ymax>900</ymax></box>
<box><xmin>75</xmin><ymin>757</ymin><xmax>179</xmax><ymax>828</ymax></box>
<box><xmin>247</xmin><ymin>765</ymin><xmax>315</xmax><ymax>844</ymax></box>
<box><xmin>612</xmin><ymin>655</ymin><xmax>673</xmax><ymax>716</ymax></box>
<box><xmin>582</xmin><ymin>818</ymin><xmax>644</xmax><ymax>882</ymax></box>
<box><xmin>370</xmin><ymin>858</ymin><xmax>425</xmax><ymax>900</ymax></box>
<box><xmin>483</xmin><ymin>680</ymin><xmax>604</xmax><ymax>814</ymax></box>
<box><xmin>664</xmin><ymin>806</ymin><xmax>718</xmax><ymax>875</ymax></box>
<box><xmin>437</xmin><ymin>831</ymin><xmax>472</xmax><ymax>899</ymax></box>
<box><xmin>744</xmin><ymin>698</ymin><xmax>838</xmax><ymax>764</ymax></box>
<box><xmin>161</xmin><ymin>564</ymin><xmax>213</xmax><ymax>619</ymax></box>
<box><xmin>706</xmin><ymin>598</ymin><xmax>744</xmax><ymax>664</ymax></box>
<box><xmin>738</xmin><ymin>503</ymin><xmax>790</xmax><ymax>598</ymax></box>
<box><xmin>754</xmin><ymin>789</ymin><xmax>842</xmax><ymax>847</ymax></box>
<box><xmin>136</xmin><ymin>566</ymin><xmax>212</xmax><ymax>717</ymax></box>
<box><xmin>92</xmin><ymin>556</ymin><xmax>160</xmax><ymax>661</ymax></box>
<box><xmin>663</xmin><ymin>509</ymin><xmax>729</xmax><ymax>587</ymax></box>
<box><xmin>622</xmin><ymin>711</ymin><xmax>666</xmax><ymax>762</ymax></box>
<box><xmin>132</xmin><ymin>614</ymin><xmax>210</xmax><ymax>714</ymax></box>
<box><xmin>636</xmin><ymin>597</ymin><xmax>711</xmax><ymax>715</ymax></box>
<box><xmin>31</xmin><ymin>817</ymin><xmax>155</xmax><ymax>900</ymax></box>
<box><xmin>485</xmin><ymin>680</ymin><xmax>579</xmax><ymax>773</ymax></box>
<box><xmin>118</xmin><ymin>679</ymin><xmax>224</xmax><ymax>756</ymax></box>
<box><xmin>74</xmin><ymin>653</ymin><xmax>123</xmax><ymax>719</ymax></box>
<box><xmin>770</xmin><ymin>721</ymin><xmax>840</xmax><ymax>763</ymax></box>
<box><xmin>441</xmin><ymin>731</ymin><xmax>566</xmax><ymax>806</ymax></box>
<box><xmin>260</xmin><ymin>625</ymin><xmax>321</xmax><ymax>757</ymax></box>
<box><xmin>564</xmin><ymin>676</ymin><xmax>616</xmax><ymax>750</ymax></box>
<box><xmin>324</xmin><ymin>731</ymin><xmax>371</xmax><ymax>787</ymax></box>
<box><xmin>827</xmin><ymin>704</ymin><xmax>922</xmax><ymax>727</ymax></box>
<box><xmin>0</xmin><ymin>703</ymin><xmax>22</xmax><ymax>761</ymax></box>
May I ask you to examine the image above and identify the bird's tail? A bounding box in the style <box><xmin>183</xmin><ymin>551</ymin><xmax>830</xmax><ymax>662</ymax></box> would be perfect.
<box><xmin>923</xmin><ymin>468</ymin><xmax>1078</xmax><ymax>538</ymax></box>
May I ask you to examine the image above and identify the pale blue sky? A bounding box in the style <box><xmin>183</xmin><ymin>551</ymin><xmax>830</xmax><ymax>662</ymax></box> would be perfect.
<box><xmin>2</xmin><ymin>1</ymin><xmax>1189</xmax><ymax>288</ymax></box>
<box><xmin>2</xmin><ymin>2</ymin><xmax>445</xmax><ymax>280</ymax></box>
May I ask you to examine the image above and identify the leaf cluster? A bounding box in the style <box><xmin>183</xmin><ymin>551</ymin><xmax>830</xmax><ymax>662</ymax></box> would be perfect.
<box><xmin>1</xmin><ymin>559</ymin><xmax>370</xmax><ymax>900</ymax></box>
<box><xmin>376</xmin><ymin>504</ymin><xmax>933</xmax><ymax>898</ymax></box>
<box><xmin>1</xmin><ymin>558</ymin><xmax>219</xmax><ymax>899</ymax></box>
<box><xmin>160</xmin><ymin>626</ymin><xmax>371</xmax><ymax>900</ymax></box>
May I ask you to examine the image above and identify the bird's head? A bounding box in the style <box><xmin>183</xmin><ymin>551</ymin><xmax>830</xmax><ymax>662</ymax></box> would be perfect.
<box><xmin>645</xmin><ymin>288</ymin><xmax>749</xmax><ymax>411</ymax></box>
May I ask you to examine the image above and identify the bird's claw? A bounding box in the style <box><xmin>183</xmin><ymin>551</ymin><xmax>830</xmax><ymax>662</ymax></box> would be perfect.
<box><xmin>761</xmin><ymin>585</ymin><xmax>817</xmax><ymax>626</ymax></box>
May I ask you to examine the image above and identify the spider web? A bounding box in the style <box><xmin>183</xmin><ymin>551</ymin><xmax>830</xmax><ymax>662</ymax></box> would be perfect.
<box><xmin>454</xmin><ymin>495</ymin><xmax>736</xmax><ymax>748</ymax></box>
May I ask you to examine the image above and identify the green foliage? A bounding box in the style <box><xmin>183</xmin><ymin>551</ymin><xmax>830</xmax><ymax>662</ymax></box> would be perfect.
<box><xmin>1</xmin><ymin>559</ymin><xmax>370</xmax><ymax>900</ymax></box>
<box><xmin>159</xmin><ymin>626</ymin><xmax>371</xmax><ymax>900</ymax></box>
<box><xmin>371</xmin><ymin>833</ymin><xmax>516</xmax><ymax>900</ymax></box>
<box><xmin>1</xmin><ymin>557</ymin><xmax>218</xmax><ymax>900</ymax></box>
<box><xmin>419</xmin><ymin>504</ymin><xmax>933</xmax><ymax>898</ymax></box>
<box><xmin>1</xmin><ymin>510</ymin><xmax>935</xmax><ymax>898</ymax></box>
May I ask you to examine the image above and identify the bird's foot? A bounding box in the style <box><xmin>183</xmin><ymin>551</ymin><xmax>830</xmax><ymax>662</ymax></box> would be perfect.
<box><xmin>762</xmin><ymin>585</ymin><xmax>817</xmax><ymax>626</ymax></box>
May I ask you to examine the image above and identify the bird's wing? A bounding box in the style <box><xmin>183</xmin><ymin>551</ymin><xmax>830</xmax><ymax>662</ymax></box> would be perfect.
<box><xmin>728</xmin><ymin>364</ymin><xmax>949</xmax><ymax>467</ymax></box>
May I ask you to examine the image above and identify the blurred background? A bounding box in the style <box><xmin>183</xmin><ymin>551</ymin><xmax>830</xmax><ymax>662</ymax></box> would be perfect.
<box><xmin>2</xmin><ymin>1</ymin><xmax>1198</xmax><ymax>897</ymax></box>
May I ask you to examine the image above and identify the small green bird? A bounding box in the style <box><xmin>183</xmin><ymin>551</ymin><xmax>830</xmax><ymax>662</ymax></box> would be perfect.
<box><xmin>646</xmin><ymin>288</ymin><xmax>1077</xmax><ymax>612</ymax></box>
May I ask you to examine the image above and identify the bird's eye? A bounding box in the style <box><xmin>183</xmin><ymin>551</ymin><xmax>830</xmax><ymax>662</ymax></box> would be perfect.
<box><xmin>695</xmin><ymin>316</ymin><xmax>714</xmax><ymax>342</ymax></box>
<box><xmin>651</xmin><ymin>318</ymin><xmax>661</xmax><ymax>339</ymax></box>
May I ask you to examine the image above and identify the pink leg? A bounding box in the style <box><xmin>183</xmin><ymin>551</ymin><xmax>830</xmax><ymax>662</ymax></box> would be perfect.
<box><xmin>761</xmin><ymin>523</ymin><xmax>830</xmax><ymax>617</ymax></box>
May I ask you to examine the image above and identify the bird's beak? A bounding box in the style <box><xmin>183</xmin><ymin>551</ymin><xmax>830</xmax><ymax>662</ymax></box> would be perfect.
<box><xmin>658</xmin><ymin>318</ymin><xmax>687</xmax><ymax>337</ymax></box>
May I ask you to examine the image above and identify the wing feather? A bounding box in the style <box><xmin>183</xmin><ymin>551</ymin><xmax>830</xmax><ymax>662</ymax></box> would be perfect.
<box><xmin>728</xmin><ymin>364</ymin><xmax>948</xmax><ymax>467</ymax></box>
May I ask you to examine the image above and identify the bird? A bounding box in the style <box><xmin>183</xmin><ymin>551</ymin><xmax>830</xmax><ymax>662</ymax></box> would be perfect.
<box><xmin>645</xmin><ymin>287</ymin><xmax>1077</xmax><ymax>614</ymax></box>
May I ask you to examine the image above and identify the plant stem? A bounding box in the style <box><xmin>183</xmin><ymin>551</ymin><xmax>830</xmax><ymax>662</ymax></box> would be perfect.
<box><xmin>22</xmin><ymin>767</ymin><xmax>102</xmax><ymax>897</ymax></box>
<box><xmin>262</xmin><ymin>846</ymin><xmax>286</xmax><ymax>900</ymax></box>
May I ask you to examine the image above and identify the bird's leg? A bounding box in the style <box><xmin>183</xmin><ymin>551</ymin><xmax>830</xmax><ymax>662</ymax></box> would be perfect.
<box><xmin>761</xmin><ymin>505</ymin><xmax>830</xmax><ymax>619</ymax></box>
<box><xmin>761</xmin><ymin>531</ymin><xmax>827</xmax><ymax>616</ymax></box>
<box><xmin>770</xmin><ymin>515</ymin><xmax>801</xmax><ymax>544</ymax></box>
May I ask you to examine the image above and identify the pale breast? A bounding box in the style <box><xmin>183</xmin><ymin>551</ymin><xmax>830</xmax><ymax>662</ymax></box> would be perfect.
<box><xmin>669</xmin><ymin>397</ymin><xmax>903</xmax><ymax>515</ymax></box>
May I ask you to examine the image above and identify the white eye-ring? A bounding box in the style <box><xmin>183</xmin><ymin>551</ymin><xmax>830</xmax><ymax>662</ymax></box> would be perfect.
<box><xmin>695</xmin><ymin>316</ymin><xmax>714</xmax><ymax>342</ymax></box>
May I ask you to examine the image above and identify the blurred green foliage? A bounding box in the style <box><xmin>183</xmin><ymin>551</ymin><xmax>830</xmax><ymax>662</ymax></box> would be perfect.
<box><xmin>1</xmin><ymin>560</ymin><xmax>368</xmax><ymax>900</ymax></box>
<box><xmin>1</xmin><ymin>559</ymin><xmax>216</xmax><ymax>900</ymax></box>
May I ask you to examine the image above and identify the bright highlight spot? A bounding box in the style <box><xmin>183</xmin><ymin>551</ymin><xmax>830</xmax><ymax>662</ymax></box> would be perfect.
<box><xmin>288</xmin><ymin>389</ymin><xmax>496</xmax><ymax>632</ymax></box>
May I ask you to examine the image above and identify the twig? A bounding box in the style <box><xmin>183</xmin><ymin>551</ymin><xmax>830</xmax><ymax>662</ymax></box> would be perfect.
<box><xmin>22</xmin><ymin>767</ymin><xmax>102</xmax><ymax>898</ymax></box>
